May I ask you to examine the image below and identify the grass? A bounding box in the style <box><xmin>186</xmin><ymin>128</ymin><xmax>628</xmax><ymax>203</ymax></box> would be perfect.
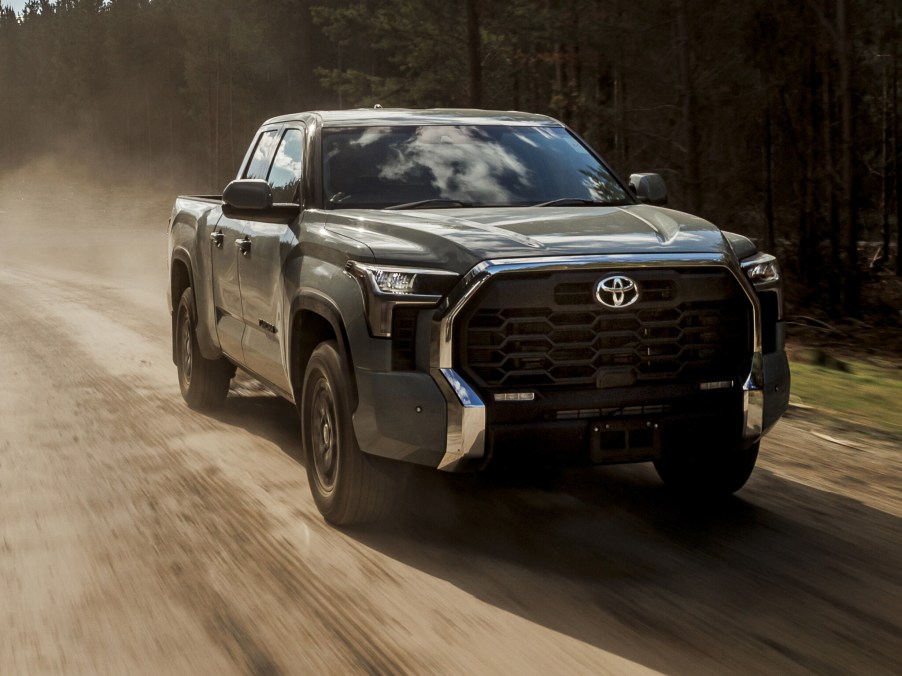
<box><xmin>789</xmin><ymin>358</ymin><xmax>902</xmax><ymax>435</ymax></box>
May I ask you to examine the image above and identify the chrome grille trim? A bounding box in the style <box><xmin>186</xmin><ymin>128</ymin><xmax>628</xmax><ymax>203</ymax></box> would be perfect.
<box><xmin>431</xmin><ymin>254</ymin><xmax>762</xmax><ymax>370</ymax></box>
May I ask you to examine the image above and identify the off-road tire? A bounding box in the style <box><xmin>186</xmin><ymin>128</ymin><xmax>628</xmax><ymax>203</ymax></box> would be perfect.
<box><xmin>653</xmin><ymin>441</ymin><xmax>759</xmax><ymax>497</ymax></box>
<box><xmin>175</xmin><ymin>287</ymin><xmax>233</xmax><ymax>410</ymax></box>
<box><xmin>301</xmin><ymin>341</ymin><xmax>399</xmax><ymax>525</ymax></box>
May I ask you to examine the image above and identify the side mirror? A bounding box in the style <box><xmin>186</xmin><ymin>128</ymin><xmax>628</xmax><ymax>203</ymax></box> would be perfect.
<box><xmin>629</xmin><ymin>173</ymin><xmax>667</xmax><ymax>205</ymax></box>
<box><xmin>223</xmin><ymin>179</ymin><xmax>273</xmax><ymax>211</ymax></box>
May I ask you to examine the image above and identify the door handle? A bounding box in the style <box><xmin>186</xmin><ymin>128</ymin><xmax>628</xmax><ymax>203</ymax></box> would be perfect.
<box><xmin>235</xmin><ymin>236</ymin><xmax>251</xmax><ymax>255</ymax></box>
<box><xmin>210</xmin><ymin>231</ymin><xmax>224</xmax><ymax>247</ymax></box>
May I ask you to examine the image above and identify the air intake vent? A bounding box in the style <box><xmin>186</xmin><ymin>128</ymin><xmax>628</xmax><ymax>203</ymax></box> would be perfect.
<box><xmin>391</xmin><ymin>308</ymin><xmax>418</xmax><ymax>370</ymax></box>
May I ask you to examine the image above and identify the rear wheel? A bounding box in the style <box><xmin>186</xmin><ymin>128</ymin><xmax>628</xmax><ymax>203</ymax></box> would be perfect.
<box><xmin>175</xmin><ymin>287</ymin><xmax>233</xmax><ymax>410</ymax></box>
<box><xmin>653</xmin><ymin>441</ymin><xmax>759</xmax><ymax>497</ymax></box>
<box><xmin>301</xmin><ymin>341</ymin><xmax>400</xmax><ymax>525</ymax></box>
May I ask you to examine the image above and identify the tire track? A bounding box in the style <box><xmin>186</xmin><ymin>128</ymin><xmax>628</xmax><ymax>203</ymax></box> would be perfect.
<box><xmin>0</xmin><ymin>271</ymin><xmax>430</xmax><ymax>674</ymax></box>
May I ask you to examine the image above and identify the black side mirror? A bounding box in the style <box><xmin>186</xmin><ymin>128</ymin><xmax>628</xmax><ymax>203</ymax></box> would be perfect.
<box><xmin>223</xmin><ymin>179</ymin><xmax>273</xmax><ymax>210</ymax></box>
<box><xmin>629</xmin><ymin>173</ymin><xmax>667</xmax><ymax>205</ymax></box>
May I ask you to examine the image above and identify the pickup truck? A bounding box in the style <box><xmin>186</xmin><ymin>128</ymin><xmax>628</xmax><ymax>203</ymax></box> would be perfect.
<box><xmin>168</xmin><ymin>108</ymin><xmax>789</xmax><ymax>524</ymax></box>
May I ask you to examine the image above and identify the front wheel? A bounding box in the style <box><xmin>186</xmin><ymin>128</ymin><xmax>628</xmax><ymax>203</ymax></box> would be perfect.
<box><xmin>653</xmin><ymin>441</ymin><xmax>759</xmax><ymax>497</ymax></box>
<box><xmin>301</xmin><ymin>341</ymin><xmax>400</xmax><ymax>525</ymax></box>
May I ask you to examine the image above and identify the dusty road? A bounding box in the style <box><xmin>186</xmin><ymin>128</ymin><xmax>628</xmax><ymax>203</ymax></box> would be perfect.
<box><xmin>2</xmin><ymin>160</ymin><xmax>901</xmax><ymax>674</ymax></box>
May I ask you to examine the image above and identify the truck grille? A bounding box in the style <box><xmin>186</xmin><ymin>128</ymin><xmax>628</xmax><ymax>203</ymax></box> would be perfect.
<box><xmin>457</xmin><ymin>268</ymin><xmax>751</xmax><ymax>391</ymax></box>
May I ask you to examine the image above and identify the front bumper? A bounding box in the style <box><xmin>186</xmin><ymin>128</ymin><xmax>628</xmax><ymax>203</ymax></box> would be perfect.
<box><xmin>428</xmin><ymin>254</ymin><xmax>789</xmax><ymax>471</ymax></box>
<box><xmin>352</xmin><ymin>254</ymin><xmax>790</xmax><ymax>471</ymax></box>
<box><xmin>429</xmin><ymin>347</ymin><xmax>788</xmax><ymax>470</ymax></box>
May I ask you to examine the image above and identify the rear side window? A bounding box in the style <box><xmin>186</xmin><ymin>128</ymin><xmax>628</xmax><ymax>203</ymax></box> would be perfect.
<box><xmin>268</xmin><ymin>128</ymin><xmax>305</xmax><ymax>203</ymax></box>
<box><xmin>244</xmin><ymin>129</ymin><xmax>279</xmax><ymax>180</ymax></box>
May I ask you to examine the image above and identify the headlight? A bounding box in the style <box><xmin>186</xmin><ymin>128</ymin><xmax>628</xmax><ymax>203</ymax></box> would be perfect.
<box><xmin>741</xmin><ymin>253</ymin><xmax>780</xmax><ymax>287</ymax></box>
<box><xmin>347</xmin><ymin>261</ymin><xmax>459</xmax><ymax>337</ymax></box>
<box><xmin>373</xmin><ymin>270</ymin><xmax>418</xmax><ymax>294</ymax></box>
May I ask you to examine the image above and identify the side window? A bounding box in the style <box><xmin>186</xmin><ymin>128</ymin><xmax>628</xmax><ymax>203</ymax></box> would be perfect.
<box><xmin>268</xmin><ymin>128</ymin><xmax>305</xmax><ymax>203</ymax></box>
<box><xmin>244</xmin><ymin>129</ymin><xmax>279</xmax><ymax>180</ymax></box>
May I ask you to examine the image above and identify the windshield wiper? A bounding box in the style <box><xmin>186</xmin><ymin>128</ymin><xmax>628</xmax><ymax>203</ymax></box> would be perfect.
<box><xmin>385</xmin><ymin>198</ymin><xmax>470</xmax><ymax>210</ymax></box>
<box><xmin>533</xmin><ymin>197</ymin><xmax>615</xmax><ymax>207</ymax></box>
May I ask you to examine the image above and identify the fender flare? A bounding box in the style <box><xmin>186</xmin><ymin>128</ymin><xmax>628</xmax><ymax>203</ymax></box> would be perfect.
<box><xmin>170</xmin><ymin>245</ymin><xmax>221</xmax><ymax>361</ymax></box>
<box><xmin>289</xmin><ymin>289</ymin><xmax>357</xmax><ymax>407</ymax></box>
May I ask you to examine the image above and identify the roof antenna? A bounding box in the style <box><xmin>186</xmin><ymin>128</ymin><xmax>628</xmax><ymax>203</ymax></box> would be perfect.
<box><xmin>374</xmin><ymin>104</ymin><xmax>383</xmax><ymax>109</ymax></box>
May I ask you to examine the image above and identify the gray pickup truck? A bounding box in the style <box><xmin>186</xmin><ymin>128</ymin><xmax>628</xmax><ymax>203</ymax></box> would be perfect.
<box><xmin>168</xmin><ymin>108</ymin><xmax>789</xmax><ymax>524</ymax></box>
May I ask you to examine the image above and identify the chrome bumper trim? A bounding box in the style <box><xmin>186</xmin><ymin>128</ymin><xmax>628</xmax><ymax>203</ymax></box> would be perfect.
<box><xmin>742</xmin><ymin>352</ymin><xmax>764</xmax><ymax>442</ymax></box>
<box><xmin>432</xmin><ymin>368</ymin><xmax>486</xmax><ymax>471</ymax></box>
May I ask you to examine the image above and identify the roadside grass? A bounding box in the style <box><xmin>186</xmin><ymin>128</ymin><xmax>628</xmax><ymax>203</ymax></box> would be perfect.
<box><xmin>789</xmin><ymin>358</ymin><xmax>902</xmax><ymax>436</ymax></box>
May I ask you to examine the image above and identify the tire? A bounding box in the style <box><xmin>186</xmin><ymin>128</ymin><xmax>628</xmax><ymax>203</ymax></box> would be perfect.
<box><xmin>653</xmin><ymin>441</ymin><xmax>759</xmax><ymax>497</ymax></box>
<box><xmin>301</xmin><ymin>341</ymin><xmax>399</xmax><ymax>525</ymax></box>
<box><xmin>175</xmin><ymin>287</ymin><xmax>233</xmax><ymax>410</ymax></box>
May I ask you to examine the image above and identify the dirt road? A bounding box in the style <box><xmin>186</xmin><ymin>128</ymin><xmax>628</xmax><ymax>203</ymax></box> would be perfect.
<box><xmin>2</xmin><ymin>161</ymin><xmax>900</xmax><ymax>674</ymax></box>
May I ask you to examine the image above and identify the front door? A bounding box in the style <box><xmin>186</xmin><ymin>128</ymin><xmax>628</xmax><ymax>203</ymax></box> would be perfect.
<box><xmin>238</xmin><ymin>127</ymin><xmax>307</xmax><ymax>391</ymax></box>
<box><xmin>211</xmin><ymin>125</ymin><xmax>282</xmax><ymax>366</ymax></box>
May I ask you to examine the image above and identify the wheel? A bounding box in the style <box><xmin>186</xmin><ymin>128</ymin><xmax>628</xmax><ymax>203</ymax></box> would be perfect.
<box><xmin>301</xmin><ymin>341</ymin><xmax>399</xmax><ymax>525</ymax></box>
<box><xmin>653</xmin><ymin>441</ymin><xmax>759</xmax><ymax>497</ymax></box>
<box><xmin>175</xmin><ymin>287</ymin><xmax>233</xmax><ymax>410</ymax></box>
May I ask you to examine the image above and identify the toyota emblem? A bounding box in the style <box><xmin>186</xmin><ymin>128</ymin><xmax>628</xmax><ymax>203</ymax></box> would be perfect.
<box><xmin>595</xmin><ymin>275</ymin><xmax>640</xmax><ymax>308</ymax></box>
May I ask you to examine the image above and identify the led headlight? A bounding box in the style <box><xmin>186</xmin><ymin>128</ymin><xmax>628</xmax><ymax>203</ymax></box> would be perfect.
<box><xmin>347</xmin><ymin>261</ymin><xmax>459</xmax><ymax>337</ymax></box>
<box><xmin>741</xmin><ymin>253</ymin><xmax>780</xmax><ymax>287</ymax></box>
<box><xmin>373</xmin><ymin>270</ymin><xmax>418</xmax><ymax>294</ymax></box>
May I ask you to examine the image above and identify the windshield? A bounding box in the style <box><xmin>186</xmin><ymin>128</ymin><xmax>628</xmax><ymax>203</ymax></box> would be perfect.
<box><xmin>321</xmin><ymin>125</ymin><xmax>631</xmax><ymax>209</ymax></box>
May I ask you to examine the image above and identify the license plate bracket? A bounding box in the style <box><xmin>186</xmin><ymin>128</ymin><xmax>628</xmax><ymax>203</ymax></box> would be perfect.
<box><xmin>590</xmin><ymin>420</ymin><xmax>662</xmax><ymax>464</ymax></box>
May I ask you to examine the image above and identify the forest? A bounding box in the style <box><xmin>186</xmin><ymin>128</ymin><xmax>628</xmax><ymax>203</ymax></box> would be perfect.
<box><xmin>1</xmin><ymin>0</ymin><xmax>901</xmax><ymax>320</ymax></box>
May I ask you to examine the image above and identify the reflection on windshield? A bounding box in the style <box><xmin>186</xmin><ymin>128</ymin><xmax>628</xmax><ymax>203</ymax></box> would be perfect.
<box><xmin>322</xmin><ymin>125</ymin><xmax>629</xmax><ymax>209</ymax></box>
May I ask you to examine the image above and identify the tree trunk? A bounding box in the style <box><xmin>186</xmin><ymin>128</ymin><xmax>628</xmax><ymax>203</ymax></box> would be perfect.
<box><xmin>799</xmin><ymin>50</ymin><xmax>818</xmax><ymax>289</ymax></box>
<box><xmin>837</xmin><ymin>0</ymin><xmax>860</xmax><ymax>317</ymax></box>
<box><xmin>894</xmin><ymin>12</ymin><xmax>902</xmax><ymax>277</ymax></box>
<box><xmin>764</xmin><ymin>84</ymin><xmax>776</xmax><ymax>253</ymax></box>
<box><xmin>228</xmin><ymin>18</ymin><xmax>235</xmax><ymax>173</ymax></box>
<box><xmin>145</xmin><ymin>83</ymin><xmax>151</xmax><ymax>180</ymax></box>
<box><xmin>466</xmin><ymin>0</ymin><xmax>482</xmax><ymax>108</ymax></box>
<box><xmin>823</xmin><ymin>58</ymin><xmax>842</xmax><ymax>313</ymax></box>
<box><xmin>881</xmin><ymin>55</ymin><xmax>891</xmax><ymax>266</ymax></box>
<box><xmin>554</xmin><ymin>36</ymin><xmax>565</xmax><ymax>121</ymax></box>
<box><xmin>613</xmin><ymin>0</ymin><xmax>627</xmax><ymax>170</ymax></box>
<box><xmin>213</xmin><ymin>48</ymin><xmax>221</xmax><ymax>190</ymax></box>
<box><xmin>676</xmin><ymin>0</ymin><xmax>701</xmax><ymax>214</ymax></box>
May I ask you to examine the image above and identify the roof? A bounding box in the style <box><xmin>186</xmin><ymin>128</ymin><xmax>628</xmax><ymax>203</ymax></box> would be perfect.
<box><xmin>263</xmin><ymin>108</ymin><xmax>561</xmax><ymax>128</ymax></box>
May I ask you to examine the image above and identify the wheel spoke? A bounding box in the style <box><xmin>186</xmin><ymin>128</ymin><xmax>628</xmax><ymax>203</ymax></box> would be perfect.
<box><xmin>180</xmin><ymin>314</ymin><xmax>192</xmax><ymax>383</ymax></box>
<box><xmin>310</xmin><ymin>379</ymin><xmax>338</xmax><ymax>491</ymax></box>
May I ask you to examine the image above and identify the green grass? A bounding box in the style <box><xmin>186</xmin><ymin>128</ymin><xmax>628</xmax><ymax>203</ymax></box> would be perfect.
<box><xmin>789</xmin><ymin>358</ymin><xmax>902</xmax><ymax>434</ymax></box>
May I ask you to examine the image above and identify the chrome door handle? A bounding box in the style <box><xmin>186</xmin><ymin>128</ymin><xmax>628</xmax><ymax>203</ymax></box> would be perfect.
<box><xmin>210</xmin><ymin>231</ymin><xmax>224</xmax><ymax>247</ymax></box>
<box><xmin>235</xmin><ymin>237</ymin><xmax>251</xmax><ymax>255</ymax></box>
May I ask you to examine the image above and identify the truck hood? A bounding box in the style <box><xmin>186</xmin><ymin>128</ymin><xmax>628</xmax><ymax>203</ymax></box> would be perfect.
<box><xmin>325</xmin><ymin>204</ymin><xmax>733</xmax><ymax>274</ymax></box>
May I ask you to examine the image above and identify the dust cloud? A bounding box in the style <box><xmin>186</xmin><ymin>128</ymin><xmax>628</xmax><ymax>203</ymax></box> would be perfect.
<box><xmin>0</xmin><ymin>154</ymin><xmax>181</xmax><ymax>296</ymax></box>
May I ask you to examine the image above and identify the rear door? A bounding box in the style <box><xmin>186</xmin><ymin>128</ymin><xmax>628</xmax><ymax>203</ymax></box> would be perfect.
<box><xmin>211</xmin><ymin>125</ymin><xmax>281</xmax><ymax>362</ymax></box>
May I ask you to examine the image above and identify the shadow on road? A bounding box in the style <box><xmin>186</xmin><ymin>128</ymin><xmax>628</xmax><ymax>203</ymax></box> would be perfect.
<box><xmin>215</xmin><ymin>391</ymin><xmax>902</xmax><ymax>674</ymax></box>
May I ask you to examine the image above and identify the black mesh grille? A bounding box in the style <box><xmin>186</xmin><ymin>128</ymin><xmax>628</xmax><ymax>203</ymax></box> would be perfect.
<box><xmin>458</xmin><ymin>268</ymin><xmax>751</xmax><ymax>390</ymax></box>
